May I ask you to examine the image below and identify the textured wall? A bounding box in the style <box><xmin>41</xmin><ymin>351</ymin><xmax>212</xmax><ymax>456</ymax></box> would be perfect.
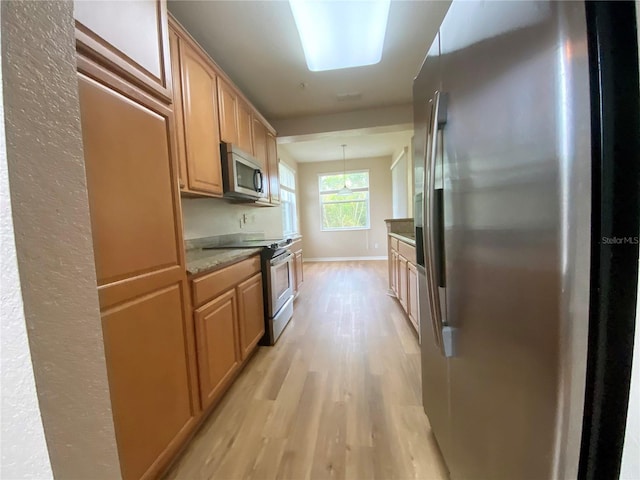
<box><xmin>181</xmin><ymin>197</ymin><xmax>284</xmax><ymax>240</ymax></box>
<box><xmin>298</xmin><ymin>156</ymin><xmax>392</xmax><ymax>260</ymax></box>
<box><xmin>0</xmin><ymin>7</ymin><xmax>54</xmax><ymax>476</ymax></box>
<box><xmin>1</xmin><ymin>1</ymin><xmax>121</xmax><ymax>477</ymax></box>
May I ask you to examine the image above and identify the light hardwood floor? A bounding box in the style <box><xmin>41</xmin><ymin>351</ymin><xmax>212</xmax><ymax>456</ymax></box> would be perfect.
<box><xmin>165</xmin><ymin>261</ymin><xmax>448</xmax><ymax>480</ymax></box>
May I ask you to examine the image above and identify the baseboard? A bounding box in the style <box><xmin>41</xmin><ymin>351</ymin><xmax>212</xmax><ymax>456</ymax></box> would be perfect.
<box><xmin>303</xmin><ymin>256</ymin><xmax>388</xmax><ymax>262</ymax></box>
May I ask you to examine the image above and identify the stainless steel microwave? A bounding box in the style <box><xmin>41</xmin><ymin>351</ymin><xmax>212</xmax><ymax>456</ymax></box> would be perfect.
<box><xmin>221</xmin><ymin>143</ymin><xmax>265</xmax><ymax>200</ymax></box>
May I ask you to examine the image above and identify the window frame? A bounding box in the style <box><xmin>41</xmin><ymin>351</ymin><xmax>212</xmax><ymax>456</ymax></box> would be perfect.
<box><xmin>279</xmin><ymin>161</ymin><xmax>298</xmax><ymax>236</ymax></box>
<box><xmin>318</xmin><ymin>169</ymin><xmax>371</xmax><ymax>232</ymax></box>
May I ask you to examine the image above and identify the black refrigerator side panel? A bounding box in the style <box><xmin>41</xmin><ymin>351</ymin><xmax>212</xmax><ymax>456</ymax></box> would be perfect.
<box><xmin>580</xmin><ymin>2</ymin><xmax>640</xmax><ymax>479</ymax></box>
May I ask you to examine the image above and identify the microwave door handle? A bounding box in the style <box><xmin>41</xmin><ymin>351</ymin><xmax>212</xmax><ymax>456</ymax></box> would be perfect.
<box><xmin>253</xmin><ymin>169</ymin><xmax>263</xmax><ymax>193</ymax></box>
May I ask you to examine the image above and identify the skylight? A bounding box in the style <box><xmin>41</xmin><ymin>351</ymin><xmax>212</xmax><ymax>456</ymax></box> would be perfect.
<box><xmin>289</xmin><ymin>0</ymin><xmax>391</xmax><ymax>72</ymax></box>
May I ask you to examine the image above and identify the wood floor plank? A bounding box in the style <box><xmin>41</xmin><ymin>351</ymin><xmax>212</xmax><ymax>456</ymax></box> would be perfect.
<box><xmin>164</xmin><ymin>261</ymin><xmax>447</xmax><ymax>480</ymax></box>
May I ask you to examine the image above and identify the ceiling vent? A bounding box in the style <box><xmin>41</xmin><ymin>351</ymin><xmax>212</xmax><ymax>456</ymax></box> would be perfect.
<box><xmin>336</xmin><ymin>92</ymin><xmax>363</xmax><ymax>102</ymax></box>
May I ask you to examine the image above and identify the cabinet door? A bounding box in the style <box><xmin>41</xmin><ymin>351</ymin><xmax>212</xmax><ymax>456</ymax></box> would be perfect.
<box><xmin>217</xmin><ymin>77</ymin><xmax>238</xmax><ymax>144</ymax></box>
<box><xmin>236</xmin><ymin>100</ymin><xmax>254</xmax><ymax>155</ymax></box>
<box><xmin>180</xmin><ymin>42</ymin><xmax>223</xmax><ymax>195</ymax></box>
<box><xmin>267</xmin><ymin>133</ymin><xmax>280</xmax><ymax>204</ymax></box>
<box><xmin>408</xmin><ymin>262</ymin><xmax>419</xmax><ymax>332</ymax></box>
<box><xmin>78</xmin><ymin>63</ymin><xmax>198</xmax><ymax>480</ymax></box>
<box><xmin>169</xmin><ymin>28</ymin><xmax>188</xmax><ymax>190</ymax></box>
<box><xmin>237</xmin><ymin>273</ymin><xmax>265</xmax><ymax>359</ymax></box>
<box><xmin>391</xmin><ymin>251</ymin><xmax>398</xmax><ymax>295</ymax></box>
<box><xmin>399</xmin><ymin>256</ymin><xmax>408</xmax><ymax>312</ymax></box>
<box><xmin>295</xmin><ymin>251</ymin><xmax>304</xmax><ymax>290</ymax></box>
<box><xmin>75</xmin><ymin>0</ymin><xmax>171</xmax><ymax>101</ymax></box>
<box><xmin>195</xmin><ymin>289</ymin><xmax>241</xmax><ymax>410</ymax></box>
<box><xmin>252</xmin><ymin>116</ymin><xmax>268</xmax><ymax>170</ymax></box>
<box><xmin>102</xmin><ymin>282</ymin><xmax>194</xmax><ymax>480</ymax></box>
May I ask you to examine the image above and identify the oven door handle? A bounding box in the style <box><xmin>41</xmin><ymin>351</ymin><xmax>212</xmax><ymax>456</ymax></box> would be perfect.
<box><xmin>270</xmin><ymin>252</ymin><xmax>293</xmax><ymax>267</ymax></box>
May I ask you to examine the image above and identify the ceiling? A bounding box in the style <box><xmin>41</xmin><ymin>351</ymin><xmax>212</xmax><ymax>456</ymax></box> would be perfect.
<box><xmin>168</xmin><ymin>0</ymin><xmax>448</xmax><ymax>162</ymax></box>
<box><xmin>279</xmin><ymin>129</ymin><xmax>413</xmax><ymax>163</ymax></box>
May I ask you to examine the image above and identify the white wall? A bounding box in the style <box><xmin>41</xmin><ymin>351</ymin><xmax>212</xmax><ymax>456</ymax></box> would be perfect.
<box><xmin>181</xmin><ymin>197</ymin><xmax>284</xmax><ymax>240</ymax></box>
<box><xmin>620</xmin><ymin>4</ymin><xmax>640</xmax><ymax>478</ymax></box>
<box><xmin>391</xmin><ymin>147</ymin><xmax>409</xmax><ymax>218</ymax></box>
<box><xmin>298</xmin><ymin>155</ymin><xmax>392</xmax><ymax>260</ymax></box>
<box><xmin>0</xmin><ymin>6</ymin><xmax>53</xmax><ymax>475</ymax></box>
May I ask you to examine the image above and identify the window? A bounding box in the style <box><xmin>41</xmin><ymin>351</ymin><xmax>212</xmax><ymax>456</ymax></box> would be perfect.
<box><xmin>318</xmin><ymin>171</ymin><xmax>370</xmax><ymax>231</ymax></box>
<box><xmin>279</xmin><ymin>162</ymin><xmax>298</xmax><ymax>235</ymax></box>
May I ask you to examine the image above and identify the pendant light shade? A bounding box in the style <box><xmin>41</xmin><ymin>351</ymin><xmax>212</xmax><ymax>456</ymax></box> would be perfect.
<box><xmin>339</xmin><ymin>144</ymin><xmax>352</xmax><ymax>195</ymax></box>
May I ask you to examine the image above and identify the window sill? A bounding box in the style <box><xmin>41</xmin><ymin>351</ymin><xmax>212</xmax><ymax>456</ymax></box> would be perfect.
<box><xmin>321</xmin><ymin>227</ymin><xmax>371</xmax><ymax>232</ymax></box>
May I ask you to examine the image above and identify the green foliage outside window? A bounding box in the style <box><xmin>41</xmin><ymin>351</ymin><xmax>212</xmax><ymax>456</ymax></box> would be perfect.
<box><xmin>319</xmin><ymin>171</ymin><xmax>370</xmax><ymax>231</ymax></box>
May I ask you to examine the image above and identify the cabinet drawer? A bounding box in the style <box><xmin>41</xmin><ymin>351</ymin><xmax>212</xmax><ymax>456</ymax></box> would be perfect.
<box><xmin>398</xmin><ymin>241</ymin><xmax>416</xmax><ymax>263</ymax></box>
<box><xmin>192</xmin><ymin>255</ymin><xmax>261</xmax><ymax>308</ymax></box>
<box><xmin>390</xmin><ymin>237</ymin><xmax>399</xmax><ymax>251</ymax></box>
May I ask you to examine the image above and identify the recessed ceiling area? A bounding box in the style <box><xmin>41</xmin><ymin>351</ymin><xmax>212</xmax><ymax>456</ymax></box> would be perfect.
<box><xmin>279</xmin><ymin>129</ymin><xmax>413</xmax><ymax>163</ymax></box>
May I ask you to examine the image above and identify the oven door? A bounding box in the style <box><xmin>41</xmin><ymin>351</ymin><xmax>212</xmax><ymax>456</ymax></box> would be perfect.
<box><xmin>268</xmin><ymin>251</ymin><xmax>294</xmax><ymax>317</ymax></box>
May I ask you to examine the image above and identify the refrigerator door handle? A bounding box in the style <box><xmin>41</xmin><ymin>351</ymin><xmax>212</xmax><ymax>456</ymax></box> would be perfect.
<box><xmin>428</xmin><ymin>91</ymin><xmax>456</xmax><ymax>358</ymax></box>
<box><xmin>423</xmin><ymin>97</ymin><xmax>444</xmax><ymax>350</ymax></box>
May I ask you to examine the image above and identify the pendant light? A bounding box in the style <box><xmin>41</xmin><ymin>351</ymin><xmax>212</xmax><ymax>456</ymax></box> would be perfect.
<box><xmin>339</xmin><ymin>144</ymin><xmax>352</xmax><ymax>195</ymax></box>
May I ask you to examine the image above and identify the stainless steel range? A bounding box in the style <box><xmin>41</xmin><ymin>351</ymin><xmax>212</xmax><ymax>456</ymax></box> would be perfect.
<box><xmin>204</xmin><ymin>238</ymin><xmax>294</xmax><ymax>345</ymax></box>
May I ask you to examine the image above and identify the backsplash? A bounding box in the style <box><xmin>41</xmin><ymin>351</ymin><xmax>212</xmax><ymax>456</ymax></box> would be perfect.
<box><xmin>181</xmin><ymin>197</ymin><xmax>284</xmax><ymax>241</ymax></box>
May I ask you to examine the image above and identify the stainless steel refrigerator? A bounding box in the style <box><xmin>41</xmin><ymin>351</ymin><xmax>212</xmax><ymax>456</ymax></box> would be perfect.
<box><xmin>413</xmin><ymin>2</ymin><xmax>640</xmax><ymax>479</ymax></box>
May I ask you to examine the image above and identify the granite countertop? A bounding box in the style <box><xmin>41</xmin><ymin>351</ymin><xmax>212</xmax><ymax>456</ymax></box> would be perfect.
<box><xmin>185</xmin><ymin>247</ymin><xmax>262</xmax><ymax>276</ymax></box>
<box><xmin>389</xmin><ymin>232</ymin><xmax>416</xmax><ymax>246</ymax></box>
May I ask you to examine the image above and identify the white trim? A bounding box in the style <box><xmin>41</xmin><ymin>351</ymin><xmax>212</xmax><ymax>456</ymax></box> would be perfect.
<box><xmin>304</xmin><ymin>256</ymin><xmax>388</xmax><ymax>262</ymax></box>
<box><xmin>390</xmin><ymin>146</ymin><xmax>408</xmax><ymax>171</ymax></box>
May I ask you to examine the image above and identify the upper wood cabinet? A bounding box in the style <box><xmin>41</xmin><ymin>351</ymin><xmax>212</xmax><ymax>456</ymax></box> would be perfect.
<box><xmin>251</xmin><ymin>116</ymin><xmax>268</xmax><ymax>170</ymax></box>
<box><xmin>236</xmin><ymin>99</ymin><xmax>254</xmax><ymax>155</ymax></box>
<box><xmin>168</xmin><ymin>29</ymin><xmax>188</xmax><ymax>189</ymax></box>
<box><xmin>217</xmin><ymin>77</ymin><xmax>238</xmax><ymax>145</ymax></box>
<box><xmin>170</xmin><ymin>27</ymin><xmax>223</xmax><ymax>196</ymax></box>
<box><xmin>75</xmin><ymin>0</ymin><xmax>172</xmax><ymax>102</ymax></box>
<box><xmin>267</xmin><ymin>133</ymin><xmax>280</xmax><ymax>205</ymax></box>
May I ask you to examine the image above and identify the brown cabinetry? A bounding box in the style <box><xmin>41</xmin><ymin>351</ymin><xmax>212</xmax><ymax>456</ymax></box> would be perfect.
<box><xmin>291</xmin><ymin>239</ymin><xmax>304</xmax><ymax>296</ymax></box>
<box><xmin>75</xmin><ymin>3</ymin><xmax>198</xmax><ymax>478</ymax></box>
<box><xmin>237</xmin><ymin>273</ymin><xmax>266</xmax><ymax>359</ymax></box>
<box><xmin>194</xmin><ymin>289</ymin><xmax>241</xmax><ymax>410</ymax></box>
<box><xmin>408</xmin><ymin>262</ymin><xmax>419</xmax><ymax>331</ymax></box>
<box><xmin>389</xmin><ymin>234</ymin><xmax>419</xmax><ymax>335</ymax></box>
<box><xmin>170</xmin><ymin>26</ymin><xmax>223</xmax><ymax>196</ymax></box>
<box><xmin>252</xmin><ymin>116</ymin><xmax>268</xmax><ymax>171</ymax></box>
<box><xmin>399</xmin><ymin>255</ymin><xmax>408</xmax><ymax>311</ymax></box>
<box><xmin>267</xmin><ymin>133</ymin><xmax>281</xmax><ymax>205</ymax></box>
<box><xmin>169</xmin><ymin>16</ymin><xmax>281</xmax><ymax>202</ymax></box>
<box><xmin>190</xmin><ymin>255</ymin><xmax>263</xmax><ymax>411</ymax></box>
<box><xmin>217</xmin><ymin>77</ymin><xmax>238</xmax><ymax>145</ymax></box>
<box><xmin>236</xmin><ymin>99</ymin><xmax>254</xmax><ymax>155</ymax></box>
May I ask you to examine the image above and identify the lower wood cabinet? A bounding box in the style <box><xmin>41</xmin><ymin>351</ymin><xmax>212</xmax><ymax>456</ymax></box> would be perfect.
<box><xmin>399</xmin><ymin>256</ymin><xmax>408</xmax><ymax>311</ymax></box>
<box><xmin>194</xmin><ymin>289</ymin><xmax>241</xmax><ymax>410</ymax></box>
<box><xmin>190</xmin><ymin>255</ymin><xmax>263</xmax><ymax>412</ymax></box>
<box><xmin>237</xmin><ymin>273</ymin><xmax>265</xmax><ymax>360</ymax></box>
<box><xmin>408</xmin><ymin>262</ymin><xmax>419</xmax><ymax>331</ymax></box>
<box><xmin>291</xmin><ymin>239</ymin><xmax>304</xmax><ymax>296</ymax></box>
<box><xmin>389</xmin><ymin>234</ymin><xmax>419</xmax><ymax>335</ymax></box>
